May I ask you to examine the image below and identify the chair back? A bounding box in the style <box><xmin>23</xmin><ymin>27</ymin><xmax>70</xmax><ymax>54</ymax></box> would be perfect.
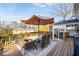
<box><xmin>41</xmin><ymin>35</ymin><xmax>46</xmax><ymax>48</ymax></box>
<box><xmin>22</xmin><ymin>41</ymin><xmax>36</xmax><ymax>51</ymax></box>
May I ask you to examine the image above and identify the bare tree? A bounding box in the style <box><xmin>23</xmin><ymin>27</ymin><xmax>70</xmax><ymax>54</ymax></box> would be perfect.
<box><xmin>52</xmin><ymin>3</ymin><xmax>73</xmax><ymax>20</ymax></box>
<box><xmin>11</xmin><ymin>21</ymin><xmax>19</xmax><ymax>28</ymax></box>
<box><xmin>18</xmin><ymin>21</ymin><xmax>26</xmax><ymax>28</ymax></box>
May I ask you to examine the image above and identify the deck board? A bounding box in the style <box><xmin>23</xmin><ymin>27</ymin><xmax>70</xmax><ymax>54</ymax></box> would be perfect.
<box><xmin>47</xmin><ymin>41</ymin><xmax>63</xmax><ymax>56</ymax></box>
<box><xmin>47</xmin><ymin>38</ymin><xmax>74</xmax><ymax>56</ymax></box>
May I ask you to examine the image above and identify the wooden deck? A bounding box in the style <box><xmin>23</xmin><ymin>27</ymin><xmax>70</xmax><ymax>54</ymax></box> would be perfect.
<box><xmin>47</xmin><ymin>38</ymin><xmax>74</xmax><ymax>56</ymax></box>
<box><xmin>0</xmin><ymin>38</ymin><xmax>74</xmax><ymax>56</ymax></box>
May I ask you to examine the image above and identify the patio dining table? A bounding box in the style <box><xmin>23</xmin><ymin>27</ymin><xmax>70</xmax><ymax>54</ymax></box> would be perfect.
<box><xmin>25</xmin><ymin>35</ymin><xmax>42</xmax><ymax>41</ymax></box>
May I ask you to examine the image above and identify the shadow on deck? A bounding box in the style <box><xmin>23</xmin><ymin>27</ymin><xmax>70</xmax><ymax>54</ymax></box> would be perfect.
<box><xmin>0</xmin><ymin>45</ymin><xmax>22</xmax><ymax>56</ymax></box>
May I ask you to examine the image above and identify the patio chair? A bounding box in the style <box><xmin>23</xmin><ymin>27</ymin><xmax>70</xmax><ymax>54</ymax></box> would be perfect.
<box><xmin>0</xmin><ymin>46</ymin><xmax>3</xmax><ymax>51</ymax></box>
<box><xmin>21</xmin><ymin>42</ymin><xmax>34</xmax><ymax>55</ymax></box>
<box><xmin>34</xmin><ymin>39</ymin><xmax>41</xmax><ymax>48</ymax></box>
<box><xmin>0</xmin><ymin>46</ymin><xmax>4</xmax><ymax>55</ymax></box>
<box><xmin>40</xmin><ymin>35</ymin><xmax>46</xmax><ymax>49</ymax></box>
<box><xmin>45</xmin><ymin>34</ymin><xmax>50</xmax><ymax>45</ymax></box>
<box><xmin>22</xmin><ymin>41</ymin><xmax>37</xmax><ymax>52</ymax></box>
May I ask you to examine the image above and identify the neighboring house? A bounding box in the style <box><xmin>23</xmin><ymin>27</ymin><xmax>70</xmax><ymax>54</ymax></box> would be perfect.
<box><xmin>13</xmin><ymin>27</ymin><xmax>35</xmax><ymax>34</ymax></box>
<box><xmin>26</xmin><ymin>24</ymin><xmax>49</xmax><ymax>32</ymax></box>
<box><xmin>13</xmin><ymin>27</ymin><xmax>27</xmax><ymax>34</ymax></box>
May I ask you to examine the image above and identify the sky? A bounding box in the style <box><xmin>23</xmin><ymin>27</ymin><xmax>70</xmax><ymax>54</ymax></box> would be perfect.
<box><xmin>0</xmin><ymin>3</ymin><xmax>73</xmax><ymax>24</ymax></box>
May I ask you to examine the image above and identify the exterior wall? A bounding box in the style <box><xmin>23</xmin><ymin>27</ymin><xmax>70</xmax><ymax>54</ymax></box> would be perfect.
<box><xmin>13</xmin><ymin>30</ymin><xmax>26</xmax><ymax>34</ymax></box>
<box><xmin>52</xmin><ymin>25</ymin><xmax>66</xmax><ymax>39</ymax></box>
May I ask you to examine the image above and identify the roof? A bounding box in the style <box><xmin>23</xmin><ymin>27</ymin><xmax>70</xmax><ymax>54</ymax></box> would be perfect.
<box><xmin>54</xmin><ymin>18</ymin><xmax>79</xmax><ymax>25</ymax></box>
<box><xmin>13</xmin><ymin>27</ymin><xmax>26</xmax><ymax>31</ymax></box>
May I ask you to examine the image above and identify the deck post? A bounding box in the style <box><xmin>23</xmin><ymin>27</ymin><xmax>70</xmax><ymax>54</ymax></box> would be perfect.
<box><xmin>58</xmin><ymin>29</ymin><xmax>60</xmax><ymax>39</ymax></box>
<box><xmin>5</xmin><ymin>37</ymin><xmax>6</xmax><ymax>46</ymax></box>
<box><xmin>9</xmin><ymin>36</ymin><xmax>10</xmax><ymax>43</ymax></box>
<box><xmin>63</xmin><ymin>25</ymin><xmax>68</xmax><ymax>41</ymax></box>
<box><xmin>52</xmin><ymin>25</ymin><xmax>54</xmax><ymax>39</ymax></box>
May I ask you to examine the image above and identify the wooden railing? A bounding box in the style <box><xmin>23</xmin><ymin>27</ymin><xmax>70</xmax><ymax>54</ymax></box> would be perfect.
<box><xmin>0</xmin><ymin>31</ymin><xmax>50</xmax><ymax>48</ymax></box>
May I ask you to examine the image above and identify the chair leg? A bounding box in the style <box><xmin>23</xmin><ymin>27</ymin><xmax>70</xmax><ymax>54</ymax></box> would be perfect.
<box><xmin>33</xmin><ymin>43</ymin><xmax>37</xmax><ymax>49</ymax></box>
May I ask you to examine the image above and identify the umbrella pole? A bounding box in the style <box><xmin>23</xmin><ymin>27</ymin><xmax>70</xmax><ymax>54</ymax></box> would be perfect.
<box><xmin>38</xmin><ymin>24</ymin><xmax>39</xmax><ymax>36</ymax></box>
<box><xmin>38</xmin><ymin>19</ymin><xmax>39</xmax><ymax>36</ymax></box>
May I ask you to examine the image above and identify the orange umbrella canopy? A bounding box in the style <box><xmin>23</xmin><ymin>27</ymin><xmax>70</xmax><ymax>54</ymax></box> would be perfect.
<box><xmin>21</xmin><ymin>15</ymin><xmax>54</xmax><ymax>25</ymax></box>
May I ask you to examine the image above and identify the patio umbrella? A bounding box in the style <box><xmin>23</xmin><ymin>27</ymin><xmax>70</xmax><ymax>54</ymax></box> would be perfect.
<box><xmin>21</xmin><ymin>15</ymin><xmax>54</xmax><ymax>33</ymax></box>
